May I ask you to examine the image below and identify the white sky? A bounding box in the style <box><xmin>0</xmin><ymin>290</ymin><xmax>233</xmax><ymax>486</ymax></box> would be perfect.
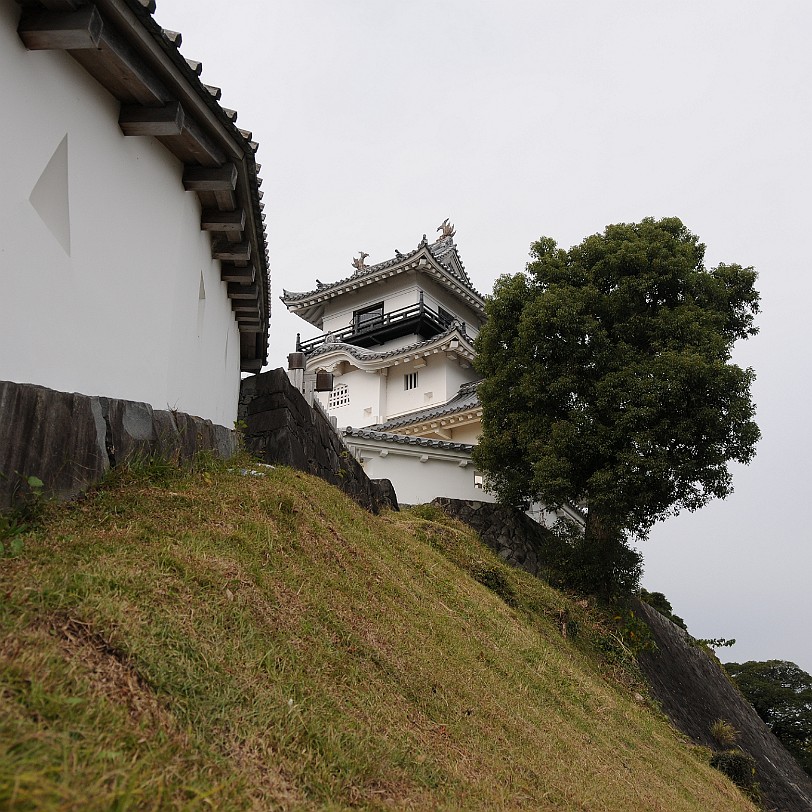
<box><xmin>156</xmin><ymin>0</ymin><xmax>812</xmax><ymax>673</ymax></box>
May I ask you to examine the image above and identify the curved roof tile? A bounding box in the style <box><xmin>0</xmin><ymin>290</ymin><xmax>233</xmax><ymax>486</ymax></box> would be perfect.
<box><xmin>370</xmin><ymin>381</ymin><xmax>481</xmax><ymax>431</ymax></box>
<box><xmin>282</xmin><ymin>235</ymin><xmax>483</xmax><ymax>307</ymax></box>
<box><xmin>343</xmin><ymin>428</ymin><xmax>474</xmax><ymax>453</ymax></box>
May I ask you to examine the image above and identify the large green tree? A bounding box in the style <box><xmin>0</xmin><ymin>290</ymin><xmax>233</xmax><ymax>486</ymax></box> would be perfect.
<box><xmin>725</xmin><ymin>660</ymin><xmax>812</xmax><ymax>776</ymax></box>
<box><xmin>474</xmin><ymin>217</ymin><xmax>760</xmax><ymax>594</ymax></box>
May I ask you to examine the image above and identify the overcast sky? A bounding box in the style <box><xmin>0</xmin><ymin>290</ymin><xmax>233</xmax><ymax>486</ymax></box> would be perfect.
<box><xmin>156</xmin><ymin>0</ymin><xmax>812</xmax><ymax>673</ymax></box>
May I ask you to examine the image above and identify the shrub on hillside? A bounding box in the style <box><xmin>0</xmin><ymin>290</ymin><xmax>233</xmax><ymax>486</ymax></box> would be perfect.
<box><xmin>709</xmin><ymin>749</ymin><xmax>759</xmax><ymax>801</ymax></box>
<box><xmin>710</xmin><ymin>719</ymin><xmax>739</xmax><ymax>746</ymax></box>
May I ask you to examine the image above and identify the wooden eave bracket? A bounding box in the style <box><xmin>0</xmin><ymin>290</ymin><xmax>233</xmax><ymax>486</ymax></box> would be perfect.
<box><xmin>19</xmin><ymin>5</ymin><xmax>168</xmax><ymax>105</ymax></box>
<box><xmin>212</xmin><ymin>239</ymin><xmax>250</xmax><ymax>262</ymax></box>
<box><xmin>227</xmin><ymin>283</ymin><xmax>258</xmax><ymax>299</ymax></box>
<box><xmin>119</xmin><ymin>101</ymin><xmax>184</xmax><ymax>136</ymax></box>
<box><xmin>201</xmin><ymin>208</ymin><xmax>245</xmax><ymax>232</ymax></box>
<box><xmin>220</xmin><ymin>264</ymin><xmax>255</xmax><ymax>284</ymax></box>
<box><xmin>182</xmin><ymin>164</ymin><xmax>237</xmax><ymax>192</ymax></box>
<box><xmin>18</xmin><ymin>5</ymin><xmax>102</xmax><ymax>49</ymax></box>
<box><xmin>231</xmin><ymin>298</ymin><xmax>259</xmax><ymax>312</ymax></box>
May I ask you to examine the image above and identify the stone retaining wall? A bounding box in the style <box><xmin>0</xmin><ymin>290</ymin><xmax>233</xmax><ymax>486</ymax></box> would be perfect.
<box><xmin>637</xmin><ymin>600</ymin><xmax>812</xmax><ymax>812</ymax></box>
<box><xmin>239</xmin><ymin>369</ymin><xmax>398</xmax><ymax>514</ymax></box>
<box><xmin>0</xmin><ymin>380</ymin><xmax>235</xmax><ymax>510</ymax></box>
<box><xmin>431</xmin><ymin>497</ymin><xmax>566</xmax><ymax>577</ymax></box>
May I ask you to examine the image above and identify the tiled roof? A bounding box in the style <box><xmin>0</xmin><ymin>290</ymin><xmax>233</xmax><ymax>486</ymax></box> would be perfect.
<box><xmin>343</xmin><ymin>428</ymin><xmax>474</xmax><ymax>453</ymax></box>
<box><xmin>305</xmin><ymin>324</ymin><xmax>474</xmax><ymax>363</ymax></box>
<box><xmin>371</xmin><ymin>381</ymin><xmax>481</xmax><ymax>431</ymax></box>
<box><xmin>281</xmin><ymin>234</ymin><xmax>484</xmax><ymax>308</ymax></box>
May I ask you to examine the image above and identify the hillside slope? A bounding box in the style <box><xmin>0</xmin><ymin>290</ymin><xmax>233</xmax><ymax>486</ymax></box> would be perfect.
<box><xmin>1</xmin><ymin>460</ymin><xmax>755</xmax><ymax>810</ymax></box>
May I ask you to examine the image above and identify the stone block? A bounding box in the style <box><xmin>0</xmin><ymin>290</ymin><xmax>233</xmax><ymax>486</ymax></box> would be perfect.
<box><xmin>153</xmin><ymin>410</ymin><xmax>183</xmax><ymax>460</ymax></box>
<box><xmin>238</xmin><ymin>369</ymin><xmax>398</xmax><ymax>514</ymax></box>
<box><xmin>0</xmin><ymin>381</ymin><xmax>108</xmax><ymax>508</ymax></box>
<box><xmin>103</xmin><ymin>398</ymin><xmax>156</xmax><ymax>464</ymax></box>
<box><xmin>0</xmin><ymin>382</ymin><xmax>236</xmax><ymax>512</ymax></box>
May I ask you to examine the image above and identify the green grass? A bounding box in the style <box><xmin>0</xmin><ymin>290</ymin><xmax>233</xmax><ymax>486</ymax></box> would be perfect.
<box><xmin>0</xmin><ymin>457</ymin><xmax>756</xmax><ymax>810</ymax></box>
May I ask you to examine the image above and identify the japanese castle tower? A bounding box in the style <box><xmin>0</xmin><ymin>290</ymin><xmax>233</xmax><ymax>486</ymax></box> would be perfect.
<box><xmin>282</xmin><ymin>221</ymin><xmax>579</xmax><ymax>525</ymax></box>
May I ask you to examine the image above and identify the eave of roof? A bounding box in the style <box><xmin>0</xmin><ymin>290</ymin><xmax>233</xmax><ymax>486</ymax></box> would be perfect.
<box><xmin>371</xmin><ymin>381</ymin><xmax>481</xmax><ymax>431</ymax></box>
<box><xmin>304</xmin><ymin>325</ymin><xmax>476</xmax><ymax>369</ymax></box>
<box><xmin>281</xmin><ymin>235</ymin><xmax>485</xmax><ymax>328</ymax></box>
<box><xmin>17</xmin><ymin>0</ymin><xmax>270</xmax><ymax>371</ymax></box>
<box><xmin>343</xmin><ymin>427</ymin><xmax>474</xmax><ymax>454</ymax></box>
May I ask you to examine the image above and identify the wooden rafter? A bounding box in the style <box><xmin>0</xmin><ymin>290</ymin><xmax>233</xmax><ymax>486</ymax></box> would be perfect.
<box><xmin>17</xmin><ymin>6</ymin><xmax>102</xmax><ymax>49</ymax></box>
<box><xmin>227</xmin><ymin>283</ymin><xmax>258</xmax><ymax>299</ymax></box>
<box><xmin>220</xmin><ymin>264</ymin><xmax>255</xmax><ymax>284</ymax></box>
<box><xmin>212</xmin><ymin>240</ymin><xmax>250</xmax><ymax>262</ymax></box>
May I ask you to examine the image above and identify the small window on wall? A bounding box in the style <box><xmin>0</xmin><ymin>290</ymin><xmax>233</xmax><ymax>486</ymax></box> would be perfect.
<box><xmin>473</xmin><ymin>472</ymin><xmax>484</xmax><ymax>490</ymax></box>
<box><xmin>404</xmin><ymin>372</ymin><xmax>418</xmax><ymax>391</ymax></box>
<box><xmin>328</xmin><ymin>383</ymin><xmax>350</xmax><ymax>408</ymax></box>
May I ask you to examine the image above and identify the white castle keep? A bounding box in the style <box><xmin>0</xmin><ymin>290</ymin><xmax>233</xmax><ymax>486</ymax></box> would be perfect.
<box><xmin>282</xmin><ymin>222</ymin><xmax>582</xmax><ymax>526</ymax></box>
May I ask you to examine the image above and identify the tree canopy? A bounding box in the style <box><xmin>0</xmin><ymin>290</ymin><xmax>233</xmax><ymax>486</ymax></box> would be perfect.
<box><xmin>726</xmin><ymin>660</ymin><xmax>812</xmax><ymax>776</ymax></box>
<box><xmin>473</xmin><ymin>217</ymin><xmax>760</xmax><ymax>592</ymax></box>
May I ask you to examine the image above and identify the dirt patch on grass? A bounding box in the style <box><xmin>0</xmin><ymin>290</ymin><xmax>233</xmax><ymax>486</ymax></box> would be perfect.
<box><xmin>45</xmin><ymin>614</ymin><xmax>175</xmax><ymax>734</ymax></box>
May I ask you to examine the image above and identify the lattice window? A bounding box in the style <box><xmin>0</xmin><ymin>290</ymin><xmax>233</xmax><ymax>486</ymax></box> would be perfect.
<box><xmin>328</xmin><ymin>383</ymin><xmax>350</xmax><ymax>408</ymax></box>
<box><xmin>404</xmin><ymin>372</ymin><xmax>419</xmax><ymax>391</ymax></box>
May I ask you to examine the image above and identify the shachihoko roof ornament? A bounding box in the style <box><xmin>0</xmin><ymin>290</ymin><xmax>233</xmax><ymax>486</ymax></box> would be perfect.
<box><xmin>437</xmin><ymin>218</ymin><xmax>456</xmax><ymax>239</ymax></box>
<box><xmin>351</xmin><ymin>252</ymin><xmax>369</xmax><ymax>274</ymax></box>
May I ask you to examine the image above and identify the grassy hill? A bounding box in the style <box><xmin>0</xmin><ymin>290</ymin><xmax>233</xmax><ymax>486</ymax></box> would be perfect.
<box><xmin>0</xmin><ymin>457</ymin><xmax>755</xmax><ymax>810</ymax></box>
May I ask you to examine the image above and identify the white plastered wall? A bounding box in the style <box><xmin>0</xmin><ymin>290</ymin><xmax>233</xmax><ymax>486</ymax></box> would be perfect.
<box><xmin>450</xmin><ymin>422</ymin><xmax>481</xmax><ymax>444</ymax></box>
<box><xmin>418</xmin><ymin>278</ymin><xmax>483</xmax><ymax>339</ymax></box>
<box><xmin>385</xmin><ymin>353</ymin><xmax>478</xmax><ymax>418</ymax></box>
<box><xmin>0</xmin><ymin>8</ymin><xmax>241</xmax><ymax>426</ymax></box>
<box><xmin>314</xmin><ymin>367</ymin><xmax>385</xmax><ymax>428</ymax></box>
<box><xmin>351</xmin><ymin>442</ymin><xmax>489</xmax><ymax>505</ymax></box>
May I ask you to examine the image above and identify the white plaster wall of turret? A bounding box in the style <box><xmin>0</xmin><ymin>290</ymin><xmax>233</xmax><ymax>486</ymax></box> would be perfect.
<box><xmin>349</xmin><ymin>441</ymin><xmax>487</xmax><ymax>505</ymax></box>
<box><xmin>0</xmin><ymin>5</ymin><xmax>241</xmax><ymax>427</ymax></box>
<box><xmin>313</xmin><ymin>366</ymin><xmax>385</xmax><ymax>428</ymax></box>
<box><xmin>386</xmin><ymin>353</ymin><xmax>477</xmax><ymax>418</ymax></box>
<box><xmin>314</xmin><ymin>350</ymin><xmax>479</xmax><ymax>428</ymax></box>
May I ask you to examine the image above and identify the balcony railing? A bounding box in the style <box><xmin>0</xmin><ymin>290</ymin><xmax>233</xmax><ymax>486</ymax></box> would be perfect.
<box><xmin>297</xmin><ymin>297</ymin><xmax>465</xmax><ymax>354</ymax></box>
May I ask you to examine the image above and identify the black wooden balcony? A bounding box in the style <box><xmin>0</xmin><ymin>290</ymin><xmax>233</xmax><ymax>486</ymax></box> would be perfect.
<box><xmin>297</xmin><ymin>296</ymin><xmax>464</xmax><ymax>354</ymax></box>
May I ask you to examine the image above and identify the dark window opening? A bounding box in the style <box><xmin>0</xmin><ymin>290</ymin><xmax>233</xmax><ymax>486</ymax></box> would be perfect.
<box><xmin>354</xmin><ymin>302</ymin><xmax>384</xmax><ymax>333</ymax></box>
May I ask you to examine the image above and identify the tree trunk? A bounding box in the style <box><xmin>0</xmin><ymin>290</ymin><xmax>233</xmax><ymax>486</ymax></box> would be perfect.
<box><xmin>583</xmin><ymin>508</ymin><xmax>624</xmax><ymax>601</ymax></box>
